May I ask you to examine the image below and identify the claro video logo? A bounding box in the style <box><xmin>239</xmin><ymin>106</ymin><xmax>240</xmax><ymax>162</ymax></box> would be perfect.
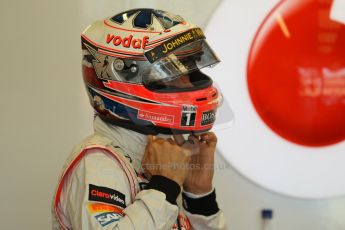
<box><xmin>89</xmin><ymin>184</ymin><xmax>126</xmax><ymax>208</ymax></box>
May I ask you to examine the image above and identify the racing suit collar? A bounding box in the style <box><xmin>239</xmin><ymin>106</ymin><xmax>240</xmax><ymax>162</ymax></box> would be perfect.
<box><xmin>93</xmin><ymin>115</ymin><xmax>147</xmax><ymax>171</ymax></box>
<box><xmin>93</xmin><ymin>115</ymin><xmax>174</xmax><ymax>172</ymax></box>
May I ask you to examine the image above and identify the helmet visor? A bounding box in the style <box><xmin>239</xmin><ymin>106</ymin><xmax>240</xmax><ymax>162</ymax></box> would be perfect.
<box><xmin>143</xmin><ymin>39</ymin><xmax>220</xmax><ymax>84</ymax></box>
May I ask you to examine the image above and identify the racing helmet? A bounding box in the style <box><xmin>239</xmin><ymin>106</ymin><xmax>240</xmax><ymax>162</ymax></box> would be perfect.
<box><xmin>82</xmin><ymin>8</ymin><xmax>223</xmax><ymax>135</ymax></box>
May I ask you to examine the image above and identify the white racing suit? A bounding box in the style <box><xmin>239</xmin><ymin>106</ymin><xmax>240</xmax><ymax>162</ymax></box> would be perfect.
<box><xmin>52</xmin><ymin>116</ymin><xmax>226</xmax><ymax>230</ymax></box>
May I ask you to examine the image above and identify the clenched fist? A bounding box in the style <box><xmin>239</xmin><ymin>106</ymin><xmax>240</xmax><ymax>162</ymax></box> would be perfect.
<box><xmin>142</xmin><ymin>135</ymin><xmax>191</xmax><ymax>186</ymax></box>
<box><xmin>174</xmin><ymin>132</ymin><xmax>218</xmax><ymax>195</ymax></box>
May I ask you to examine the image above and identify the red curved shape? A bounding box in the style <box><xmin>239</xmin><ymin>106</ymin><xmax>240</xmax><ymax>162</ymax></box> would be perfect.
<box><xmin>247</xmin><ymin>0</ymin><xmax>345</xmax><ymax>147</ymax></box>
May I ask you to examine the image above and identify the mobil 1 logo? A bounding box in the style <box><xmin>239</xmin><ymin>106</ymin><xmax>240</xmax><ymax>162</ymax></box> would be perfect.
<box><xmin>180</xmin><ymin>105</ymin><xmax>197</xmax><ymax>127</ymax></box>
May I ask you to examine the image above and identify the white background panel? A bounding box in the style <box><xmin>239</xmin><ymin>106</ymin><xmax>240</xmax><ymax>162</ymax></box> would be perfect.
<box><xmin>206</xmin><ymin>0</ymin><xmax>345</xmax><ymax>199</ymax></box>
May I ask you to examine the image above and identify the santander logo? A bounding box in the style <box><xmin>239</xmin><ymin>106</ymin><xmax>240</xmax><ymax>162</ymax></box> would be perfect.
<box><xmin>106</xmin><ymin>34</ymin><xmax>149</xmax><ymax>49</ymax></box>
<box><xmin>138</xmin><ymin>110</ymin><xmax>174</xmax><ymax>124</ymax></box>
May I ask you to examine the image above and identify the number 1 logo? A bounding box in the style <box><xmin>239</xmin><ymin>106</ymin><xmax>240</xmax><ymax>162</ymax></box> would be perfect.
<box><xmin>181</xmin><ymin>111</ymin><xmax>196</xmax><ymax>127</ymax></box>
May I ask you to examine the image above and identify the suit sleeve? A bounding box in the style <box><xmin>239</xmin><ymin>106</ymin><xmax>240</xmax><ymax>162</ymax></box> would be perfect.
<box><xmin>182</xmin><ymin>189</ymin><xmax>227</xmax><ymax>230</ymax></box>
<box><xmin>66</xmin><ymin>149</ymin><xmax>180</xmax><ymax>230</ymax></box>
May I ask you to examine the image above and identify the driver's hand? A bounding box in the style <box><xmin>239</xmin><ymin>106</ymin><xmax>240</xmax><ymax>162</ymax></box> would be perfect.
<box><xmin>142</xmin><ymin>135</ymin><xmax>191</xmax><ymax>186</ymax></box>
<box><xmin>174</xmin><ymin>132</ymin><xmax>217</xmax><ymax>195</ymax></box>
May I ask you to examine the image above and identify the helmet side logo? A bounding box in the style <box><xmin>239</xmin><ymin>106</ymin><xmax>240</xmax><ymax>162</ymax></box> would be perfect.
<box><xmin>201</xmin><ymin>110</ymin><xmax>216</xmax><ymax>126</ymax></box>
<box><xmin>144</xmin><ymin>27</ymin><xmax>205</xmax><ymax>63</ymax></box>
<box><xmin>138</xmin><ymin>110</ymin><xmax>174</xmax><ymax>124</ymax></box>
<box><xmin>84</xmin><ymin>44</ymin><xmax>122</xmax><ymax>81</ymax></box>
<box><xmin>181</xmin><ymin>105</ymin><xmax>197</xmax><ymax>127</ymax></box>
<box><xmin>106</xmin><ymin>34</ymin><xmax>149</xmax><ymax>49</ymax></box>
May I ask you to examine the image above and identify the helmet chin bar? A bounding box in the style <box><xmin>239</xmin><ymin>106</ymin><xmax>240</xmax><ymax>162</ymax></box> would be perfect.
<box><xmin>144</xmin><ymin>70</ymin><xmax>213</xmax><ymax>93</ymax></box>
<box><xmin>97</xmin><ymin>114</ymin><xmax>211</xmax><ymax>135</ymax></box>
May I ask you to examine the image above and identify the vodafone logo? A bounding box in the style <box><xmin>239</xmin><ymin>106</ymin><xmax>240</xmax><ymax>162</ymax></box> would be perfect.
<box><xmin>106</xmin><ymin>34</ymin><xmax>149</xmax><ymax>49</ymax></box>
<box><xmin>247</xmin><ymin>0</ymin><xmax>345</xmax><ymax>147</ymax></box>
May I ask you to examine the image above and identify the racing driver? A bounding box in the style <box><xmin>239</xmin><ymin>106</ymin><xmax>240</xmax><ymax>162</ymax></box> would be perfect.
<box><xmin>52</xmin><ymin>8</ymin><xmax>227</xmax><ymax>230</ymax></box>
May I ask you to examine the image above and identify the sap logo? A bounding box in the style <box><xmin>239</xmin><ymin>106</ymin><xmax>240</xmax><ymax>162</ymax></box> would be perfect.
<box><xmin>95</xmin><ymin>212</ymin><xmax>122</xmax><ymax>227</ymax></box>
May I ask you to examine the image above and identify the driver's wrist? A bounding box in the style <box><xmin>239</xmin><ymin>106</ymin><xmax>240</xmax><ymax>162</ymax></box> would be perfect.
<box><xmin>183</xmin><ymin>188</ymin><xmax>214</xmax><ymax>199</ymax></box>
<box><xmin>148</xmin><ymin>175</ymin><xmax>181</xmax><ymax>205</ymax></box>
<box><xmin>183</xmin><ymin>185</ymin><xmax>213</xmax><ymax>195</ymax></box>
<box><xmin>182</xmin><ymin>189</ymin><xmax>220</xmax><ymax>216</ymax></box>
